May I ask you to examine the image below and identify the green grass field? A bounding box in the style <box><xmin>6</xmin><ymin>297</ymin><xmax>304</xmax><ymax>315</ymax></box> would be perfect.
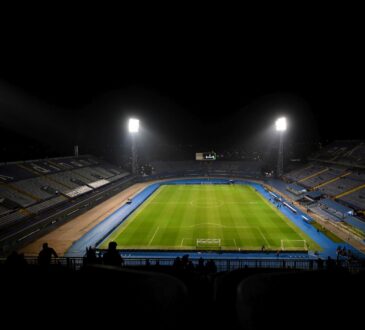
<box><xmin>100</xmin><ymin>185</ymin><xmax>321</xmax><ymax>252</ymax></box>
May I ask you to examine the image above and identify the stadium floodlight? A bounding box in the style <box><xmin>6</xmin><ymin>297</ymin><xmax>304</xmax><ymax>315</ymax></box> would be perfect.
<box><xmin>128</xmin><ymin>118</ymin><xmax>139</xmax><ymax>174</ymax></box>
<box><xmin>275</xmin><ymin>117</ymin><xmax>287</xmax><ymax>177</ymax></box>
<box><xmin>128</xmin><ymin>118</ymin><xmax>139</xmax><ymax>133</ymax></box>
<box><xmin>275</xmin><ymin>117</ymin><xmax>287</xmax><ymax>131</ymax></box>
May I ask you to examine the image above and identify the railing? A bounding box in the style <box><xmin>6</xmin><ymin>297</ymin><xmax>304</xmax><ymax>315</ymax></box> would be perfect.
<box><xmin>1</xmin><ymin>256</ymin><xmax>362</xmax><ymax>273</ymax></box>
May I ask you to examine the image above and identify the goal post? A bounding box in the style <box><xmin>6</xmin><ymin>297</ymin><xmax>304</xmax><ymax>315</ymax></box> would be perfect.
<box><xmin>196</xmin><ymin>238</ymin><xmax>221</xmax><ymax>251</ymax></box>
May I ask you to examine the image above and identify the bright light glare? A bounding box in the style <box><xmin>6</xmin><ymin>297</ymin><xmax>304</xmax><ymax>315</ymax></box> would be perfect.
<box><xmin>128</xmin><ymin>118</ymin><xmax>139</xmax><ymax>133</ymax></box>
<box><xmin>275</xmin><ymin>117</ymin><xmax>287</xmax><ymax>131</ymax></box>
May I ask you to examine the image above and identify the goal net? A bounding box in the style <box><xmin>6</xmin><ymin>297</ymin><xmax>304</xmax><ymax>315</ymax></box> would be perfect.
<box><xmin>196</xmin><ymin>238</ymin><xmax>221</xmax><ymax>251</ymax></box>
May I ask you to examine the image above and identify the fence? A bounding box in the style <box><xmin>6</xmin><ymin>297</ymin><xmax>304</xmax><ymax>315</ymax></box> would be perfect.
<box><xmin>1</xmin><ymin>256</ymin><xmax>362</xmax><ymax>273</ymax></box>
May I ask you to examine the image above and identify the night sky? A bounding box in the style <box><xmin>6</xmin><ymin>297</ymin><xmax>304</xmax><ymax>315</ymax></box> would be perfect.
<box><xmin>1</xmin><ymin>10</ymin><xmax>364</xmax><ymax>162</ymax></box>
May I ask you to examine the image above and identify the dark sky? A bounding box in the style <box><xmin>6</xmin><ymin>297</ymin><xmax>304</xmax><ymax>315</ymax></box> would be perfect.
<box><xmin>1</xmin><ymin>9</ymin><xmax>364</xmax><ymax>161</ymax></box>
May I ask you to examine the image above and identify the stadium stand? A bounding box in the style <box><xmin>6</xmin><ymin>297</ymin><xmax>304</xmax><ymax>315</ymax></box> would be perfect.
<box><xmin>339</xmin><ymin>187</ymin><xmax>365</xmax><ymax>210</ymax></box>
<box><xmin>0</xmin><ymin>205</ymin><xmax>10</xmax><ymax>216</ymax></box>
<box><xmin>0</xmin><ymin>155</ymin><xmax>131</xmax><ymax>242</ymax></box>
<box><xmin>0</xmin><ymin>163</ymin><xmax>35</xmax><ymax>182</ymax></box>
<box><xmin>283</xmin><ymin>164</ymin><xmax>326</xmax><ymax>182</ymax></box>
<box><xmin>47</xmin><ymin>171</ymin><xmax>88</xmax><ymax>189</ymax></box>
<box><xmin>20</xmin><ymin>160</ymin><xmax>63</xmax><ymax>175</ymax></box>
<box><xmin>0</xmin><ymin>262</ymin><xmax>190</xmax><ymax>330</ymax></box>
<box><xmin>305</xmin><ymin>190</ymin><xmax>323</xmax><ymax>200</ymax></box>
<box><xmin>318</xmin><ymin>198</ymin><xmax>354</xmax><ymax>219</ymax></box>
<box><xmin>26</xmin><ymin>195</ymin><xmax>68</xmax><ymax>214</ymax></box>
<box><xmin>236</xmin><ymin>271</ymin><xmax>365</xmax><ymax>329</ymax></box>
<box><xmin>108</xmin><ymin>172</ymin><xmax>130</xmax><ymax>182</ymax></box>
<box><xmin>299</xmin><ymin>167</ymin><xmax>349</xmax><ymax>189</ymax></box>
<box><xmin>0</xmin><ymin>185</ymin><xmax>37</xmax><ymax>207</ymax></box>
<box><xmin>71</xmin><ymin>167</ymin><xmax>105</xmax><ymax>182</ymax></box>
<box><xmin>0</xmin><ymin>210</ymin><xmax>27</xmax><ymax>228</ymax></box>
<box><xmin>343</xmin><ymin>215</ymin><xmax>365</xmax><ymax>233</ymax></box>
<box><xmin>150</xmin><ymin>160</ymin><xmax>263</xmax><ymax>178</ymax></box>
<box><xmin>283</xmin><ymin>139</ymin><xmax>365</xmax><ymax>211</ymax></box>
<box><xmin>1</xmin><ymin>254</ymin><xmax>364</xmax><ymax>330</ymax></box>
<box><xmin>12</xmin><ymin>177</ymin><xmax>58</xmax><ymax>199</ymax></box>
<box><xmin>90</xmin><ymin>166</ymin><xmax>116</xmax><ymax>178</ymax></box>
<box><xmin>277</xmin><ymin>141</ymin><xmax>365</xmax><ymax>235</ymax></box>
<box><xmin>318</xmin><ymin>172</ymin><xmax>365</xmax><ymax>197</ymax></box>
<box><xmin>336</xmin><ymin>143</ymin><xmax>365</xmax><ymax>165</ymax></box>
<box><xmin>286</xmin><ymin>183</ymin><xmax>307</xmax><ymax>195</ymax></box>
<box><xmin>310</xmin><ymin>140</ymin><xmax>360</xmax><ymax>162</ymax></box>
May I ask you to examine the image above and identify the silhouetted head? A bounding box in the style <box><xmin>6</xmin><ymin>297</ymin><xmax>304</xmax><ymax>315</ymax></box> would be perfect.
<box><xmin>108</xmin><ymin>241</ymin><xmax>117</xmax><ymax>251</ymax></box>
<box><xmin>42</xmin><ymin>243</ymin><xmax>48</xmax><ymax>249</ymax></box>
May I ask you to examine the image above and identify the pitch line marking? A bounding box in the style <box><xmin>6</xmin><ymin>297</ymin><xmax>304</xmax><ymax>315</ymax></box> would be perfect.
<box><xmin>148</xmin><ymin>226</ymin><xmax>160</xmax><ymax>246</ymax></box>
<box><xmin>103</xmin><ymin>185</ymin><xmax>167</xmax><ymax>243</ymax></box>
<box><xmin>189</xmin><ymin>200</ymin><xmax>224</xmax><ymax>208</ymax></box>
<box><xmin>182</xmin><ymin>223</ymin><xmax>255</xmax><ymax>229</ymax></box>
<box><xmin>281</xmin><ymin>239</ymin><xmax>308</xmax><ymax>251</ymax></box>
<box><xmin>180</xmin><ymin>238</ymin><xmax>193</xmax><ymax>247</ymax></box>
<box><xmin>257</xmin><ymin>227</ymin><xmax>270</xmax><ymax>247</ymax></box>
<box><xmin>151</xmin><ymin>200</ymin><xmax>260</xmax><ymax>206</ymax></box>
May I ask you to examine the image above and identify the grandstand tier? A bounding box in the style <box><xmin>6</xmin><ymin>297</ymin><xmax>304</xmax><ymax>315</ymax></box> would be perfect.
<box><xmin>0</xmin><ymin>155</ymin><xmax>130</xmax><ymax>237</ymax></box>
<box><xmin>280</xmin><ymin>142</ymin><xmax>365</xmax><ymax>235</ymax></box>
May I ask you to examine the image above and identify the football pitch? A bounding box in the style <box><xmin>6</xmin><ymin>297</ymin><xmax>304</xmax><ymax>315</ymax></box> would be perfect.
<box><xmin>100</xmin><ymin>184</ymin><xmax>321</xmax><ymax>252</ymax></box>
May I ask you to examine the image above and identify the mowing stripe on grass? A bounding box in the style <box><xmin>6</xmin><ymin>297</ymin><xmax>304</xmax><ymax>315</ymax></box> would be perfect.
<box><xmin>100</xmin><ymin>184</ymin><xmax>321</xmax><ymax>252</ymax></box>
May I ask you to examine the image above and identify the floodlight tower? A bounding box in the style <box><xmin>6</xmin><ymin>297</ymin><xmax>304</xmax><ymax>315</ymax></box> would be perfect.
<box><xmin>128</xmin><ymin>118</ymin><xmax>139</xmax><ymax>174</ymax></box>
<box><xmin>275</xmin><ymin>117</ymin><xmax>287</xmax><ymax>177</ymax></box>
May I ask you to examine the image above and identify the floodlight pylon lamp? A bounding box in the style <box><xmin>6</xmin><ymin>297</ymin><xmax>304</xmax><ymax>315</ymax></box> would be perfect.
<box><xmin>275</xmin><ymin>117</ymin><xmax>287</xmax><ymax>131</ymax></box>
<box><xmin>128</xmin><ymin>118</ymin><xmax>139</xmax><ymax>133</ymax></box>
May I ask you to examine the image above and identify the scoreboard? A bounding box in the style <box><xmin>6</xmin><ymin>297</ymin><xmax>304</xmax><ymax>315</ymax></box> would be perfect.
<box><xmin>196</xmin><ymin>152</ymin><xmax>217</xmax><ymax>161</ymax></box>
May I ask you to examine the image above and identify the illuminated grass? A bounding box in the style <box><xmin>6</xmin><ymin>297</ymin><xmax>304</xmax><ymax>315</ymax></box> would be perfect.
<box><xmin>100</xmin><ymin>185</ymin><xmax>321</xmax><ymax>252</ymax></box>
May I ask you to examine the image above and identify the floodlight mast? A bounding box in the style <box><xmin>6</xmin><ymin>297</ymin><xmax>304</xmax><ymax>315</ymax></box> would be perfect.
<box><xmin>128</xmin><ymin>118</ymin><xmax>139</xmax><ymax>174</ymax></box>
<box><xmin>275</xmin><ymin>117</ymin><xmax>287</xmax><ymax>177</ymax></box>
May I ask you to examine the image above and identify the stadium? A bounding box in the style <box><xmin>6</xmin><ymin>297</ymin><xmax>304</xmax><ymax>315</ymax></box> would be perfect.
<box><xmin>1</xmin><ymin>17</ymin><xmax>365</xmax><ymax>329</ymax></box>
<box><xmin>1</xmin><ymin>140</ymin><xmax>365</xmax><ymax>263</ymax></box>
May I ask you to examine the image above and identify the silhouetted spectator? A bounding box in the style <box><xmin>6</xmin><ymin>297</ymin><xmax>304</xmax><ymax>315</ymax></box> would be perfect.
<box><xmin>5</xmin><ymin>251</ymin><xmax>27</xmax><ymax>269</ymax></box>
<box><xmin>206</xmin><ymin>259</ymin><xmax>217</xmax><ymax>273</ymax></box>
<box><xmin>327</xmin><ymin>256</ymin><xmax>335</xmax><ymax>270</ymax></box>
<box><xmin>197</xmin><ymin>257</ymin><xmax>205</xmax><ymax>271</ymax></box>
<box><xmin>173</xmin><ymin>256</ymin><xmax>182</xmax><ymax>270</ymax></box>
<box><xmin>38</xmin><ymin>243</ymin><xmax>58</xmax><ymax>267</ymax></box>
<box><xmin>181</xmin><ymin>254</ymin><xmax>189</xmax><ymax>269</ymax></box>
<box><xmin>186</xmin><ymin>260</ymin><xmax>195</xmax><ymax>271</ymax></box>
<box><xmin>85</xmin><ymin>246</ymin><xmax>98</xmax><ymax>264</ymax></box>
<box><xmin>103</xmin><ymin>242</ymin><xmax>124</xmax><ymax>267</ymax></box>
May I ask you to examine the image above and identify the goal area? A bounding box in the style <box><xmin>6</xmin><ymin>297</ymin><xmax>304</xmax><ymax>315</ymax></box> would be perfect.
<box><xmin>196</xmin><ymin>238</ymin><xmax>221</xmax><ymax>251</ymax></box>
<box><xmin>280</xmin><ymin>240</ymin><xmax>309</xmax><ymax>251</ymax></box>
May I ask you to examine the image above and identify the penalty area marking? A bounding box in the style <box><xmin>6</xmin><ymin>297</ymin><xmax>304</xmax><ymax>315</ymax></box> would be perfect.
<box><xmin>148</xmin><ymin>226</ymin><xmax>160</xmax><ymax>245</ymax></box>
<box><xmin>225</xmin><ymin>201</ymin><xmax>260</xmax><ymax>205</ymax></box>
<box><xmin>257</xmin><ymin>227</ymin><xmax>271</xmax><ymax>248</ymax></box>
<box><xmin>182</xmin><ymin>223</ymin><xmax>254</xmax><ymax>229</ymax></box>
<box><xmin>151</xmin><ymin>201</ymin><xmax>260</xmax><ymax>206</ymax></box>
<box><xmin>190</xmin><ymin>200</ymin><xmax>224</xmax><ymax>208</ymax></box>
<box><xmin>180</xmin><ymin>238</ymin><xmax>194</xmax><ymax>247</ymax></box>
